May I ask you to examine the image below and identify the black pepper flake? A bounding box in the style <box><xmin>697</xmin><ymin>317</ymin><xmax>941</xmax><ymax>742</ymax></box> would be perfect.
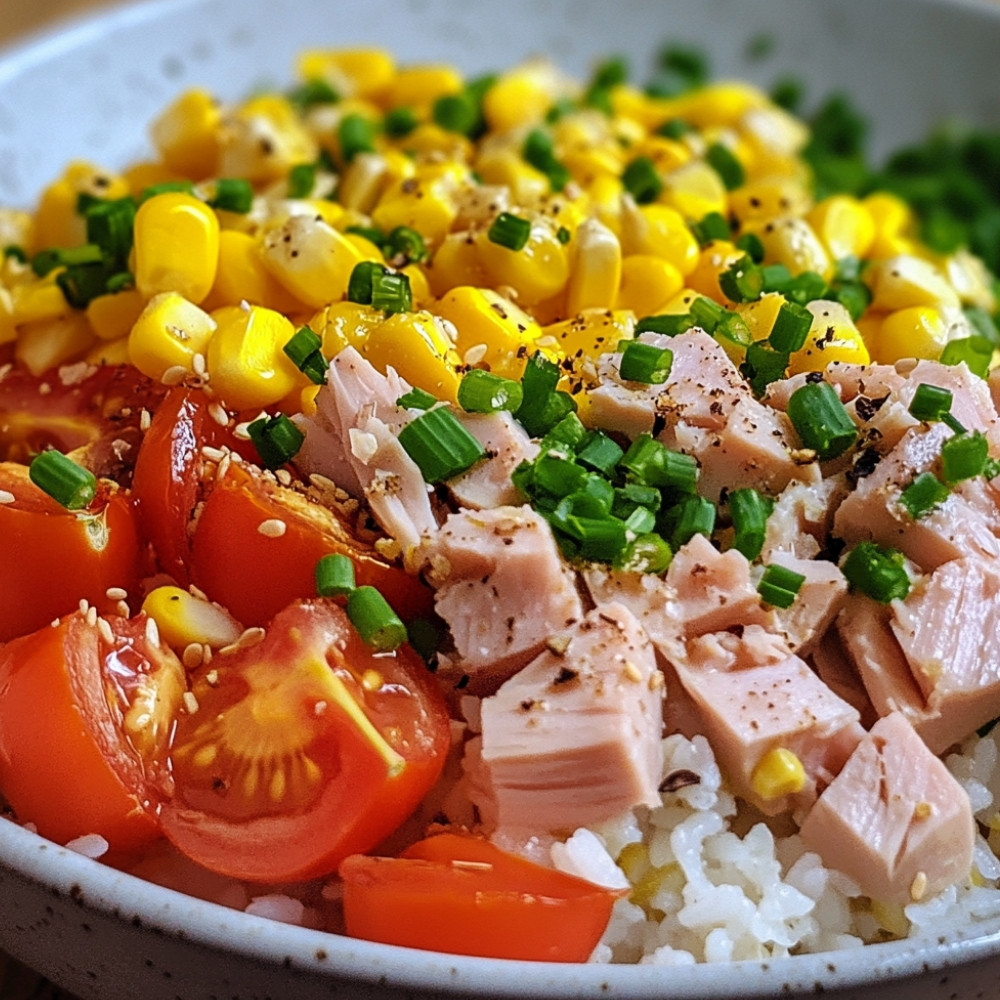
<box><xmin>854</xmin><ymin>393</ymin><xmax>889</xmax><ymax>422</ymax></box>
<box><xmin>552</xmin><ymin>666</ymin><xmax>579</xmax><ymax>685</ymax></box>
<box><xmin>848</xmin><ymin>446</ymin><xmax>882</xmax><ymax>484</ymax></box>
<box><xmin>804</xmin><ymin>371</ymin><xmax>825</xmax><ymax>384</ymax></box>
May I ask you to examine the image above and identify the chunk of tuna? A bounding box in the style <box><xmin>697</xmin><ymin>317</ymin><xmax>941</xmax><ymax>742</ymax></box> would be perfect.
<box><xmin>471</xmin><ymin>603</ymin><xmax>664</xmax><ymax>832</ymax></box>
<box><xmin>833</xmin><ymin>422</ymin><xmax>1000</xmax><ymax>571</ymax></box>
<box><xmin>903</xmin><ymin>359</ymin><xmax>1000</xmax><ymax>449</ymax></box>
<box><xmin>424</xmin><ymin>506</ymin><xmax>583</xmax><ymax>690</ymax></box>
<box><xmin>766</xmin><ymin>551</ymin><xmax>848</xmax><ymax>656</ymax></box>
<box><xmin>448</xmin><ymin>411</ymin><xmax>538</xmax><ymax>510</ymax></box>
<box><xmin>761</xmin><ymin>473</ymin><xmax>847</xmax><ymax>561</ymax></box>
<box><xmin>799</xmin><ymin>712</ymin><xmax>975</xmax><ymax>906</ymax></box>
<box><xmin>671</xmin><ymin>630</ymin><xmax>863</xmax><ymax>815</ymax></box>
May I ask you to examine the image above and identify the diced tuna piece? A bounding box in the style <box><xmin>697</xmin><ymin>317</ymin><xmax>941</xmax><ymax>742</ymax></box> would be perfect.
<box><xmin>890</xmin><ymin>556</ymin><xmax>1000</xmax><ymax>746</ymax></box>
<box><xmin>294</xmin><ymin>348</ymin><xmax>438</xmax><ymax>561</ymax></box>
<box><xmin>833</xmin><ymin>422</ymin><xmax>1000</xmax><ymax>571</ymax></box>
<box><xmin>582</xmin><ymin>566</ymin><xmax>680</xmax><ymax>650</ymax></box>
<box><xmin>799</xmin><ymin>712</ymin><xmax>975</xmax><ymax>906</ymax></box>
<box><xmin>424</xmin><ymin>506</ymin><xmax>583</xmax><ymax>690</ymax></box>
<box><xmin>765</xmin><ymin>361</ymin><xmax>905</xmax><ymax>413</ymax></box>
<box><xmin>902</xmin><ymin>359</ymin><xmax>1000</xmax><ymax>450</ymax></box>
<box><xmin>670</xmin><ymin>631</ymin><xmax>863</xmax><ymax>815</ymax></box>
<box><xmin>448</xmin><ymin>411</ymin><xmax>538</xmax><ymax>510</ymax></box>
<box><xmin>761</xmin><ymin>473</ymin><xmax>847</xmax><ymax>561</ymax></box>
<box><xmin>810</xmin><ymin>629</ymin><xmax>879</xmax><ymax>729</ymax></box>
<box><xmin>766</xmin><ymin>551</ymin><xmax>848</xmax><ymax>656</ymax></box>
<box><xmin>471</xmin><ymin>603</ymin><xmax>665</xmax><ymax>832</ymax></box>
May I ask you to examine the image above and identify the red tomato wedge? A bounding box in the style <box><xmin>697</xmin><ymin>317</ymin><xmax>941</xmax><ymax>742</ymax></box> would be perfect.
<box><xmin>339</xmin><ymin>833</ymin><xmax>624</xmax><ymax>962</ymax></box>
<box><xmin>0</xmin><ymin>462</ymin><xmax>143</xmax><ymax>642</ymax></box>
<box><xmin>159</xmin><ymin>600</ymin><xmax>451</xmax><ymax>883</ymax></box>
<box><xmin>0</xmin><ymin>611</ymin><xmax>184</xmax><ymax>851</ymax></box>
<box><xmin>187</xmin><ymin>462</ymin><xmax>433</xmax><ymax>626</ymax></box>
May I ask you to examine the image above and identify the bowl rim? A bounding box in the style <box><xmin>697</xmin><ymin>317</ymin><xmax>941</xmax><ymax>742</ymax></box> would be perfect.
<box><xmin>3</xmin><ymin>0</ymin><xmax>1000</xmax><ymax>995</ymax></box>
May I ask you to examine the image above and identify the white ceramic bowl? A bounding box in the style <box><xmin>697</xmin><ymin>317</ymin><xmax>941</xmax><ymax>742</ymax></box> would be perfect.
<box><xmin>3</xmin><ymin>1</ymin><xmax>1000</xmax><ymax>997</ymax></box>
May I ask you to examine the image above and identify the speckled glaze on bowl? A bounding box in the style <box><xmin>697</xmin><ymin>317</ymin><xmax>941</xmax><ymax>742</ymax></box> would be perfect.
<box><xmin>3</xmin><ymin>0</ymin><xmax>1000</xmax><ymax>997</ymax></box>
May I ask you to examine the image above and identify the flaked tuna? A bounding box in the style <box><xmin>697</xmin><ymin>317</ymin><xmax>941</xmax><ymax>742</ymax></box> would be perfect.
<box><xmin>449</xmin><ymin>411</ymin><xmax>538</xmax><ymax>510</ymax></box>
<box><xmin>469</xmin><ymin>603</ymin><xmax>664</xmax><ymax>832</ymax></box>
<box><xmin>799</xmin><ymin>712</ymin><xmax>975</xmax><ymax>906</ymax></box>
<box><xmin>423</xmin><ymin>505</ymin><xmax>583</xmax><ymax>690</ymax></box>
<box><xmin>760</xmin><ymin>474</ymin><xmax>847</xmax><ymax>561</ymax></box>
<box><xmin>766</xmin><ymin>551</ymin><xmax>848</xmax><ymax>656</ymax></box>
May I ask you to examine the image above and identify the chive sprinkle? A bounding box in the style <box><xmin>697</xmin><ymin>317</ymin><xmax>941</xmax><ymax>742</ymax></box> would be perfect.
<box><xmin>29</xmin><ymin>450</ymin><xmax>97</xmax><ymax>510</ymax></box>
<box><xmin>787</xmin><ymin>381</ymin><xmax>858</xmax><ymax>460</ymax></box>
<box><xmin>397</xmin><ymin>407</ymin><xmax>486</xmax><ymax>483</ymax></box>
<box><xmin>315</xmin><ymin>553</ymin><xmax>356</xmax><ymax>597</ymax></box>
<box><xmin>346</xmin><ymin>586</ymin><xmax>408</xmax><ymax>651</ymax></box>
<box><xmin>246</xmin><ymin>413</ymin><xmax>305</xmax><ymax>470</ymax></box>
<box><xmin>757</xmin><ymin>563</ymin><xmax>805</xmax><ymax>608</ymax></box>
<box><xmin>487</xmin><ymin>212</ymin><xmax>531</xmax><ymax>251</ymax></box>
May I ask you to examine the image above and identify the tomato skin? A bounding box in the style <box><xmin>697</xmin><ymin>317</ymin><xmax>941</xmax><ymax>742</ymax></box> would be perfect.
<box><xmin>339</xmin><ymin>833</ymin><xmax>623</xmax><ymax>962</ymax></box>
<box><xmin>188</xmin><ymin>462</ymin><xmax>433</xmax><ymax>626</ymax></box>
<box><xmin>160</xmin><ymin>600</ymin><xmax>451</xmax><ymax>883</ymax></box>
<box><xmin>0</xmin><ymin>613</ymin><xmax>177</xmax><ymax>852</ymax></box>
<box><xmin>0</xmin><ymin>463</ymin><xmax>144</xmax><ymax>642</ymax></box>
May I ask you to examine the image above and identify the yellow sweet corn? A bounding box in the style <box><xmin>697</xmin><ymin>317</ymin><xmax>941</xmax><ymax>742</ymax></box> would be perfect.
<box><xmin>307</xmin><ymin>301</ymin><xmax>385</xmax><ymax>357</ymax></box>
<box><xmin>869</xmin><ymin>305</ymin><xmax>950</xmax><ymax>364</ymax></box>
<box><xmin>619</xmin><ymin>202</ymin><xmax>700</xmax><ymax>275</ymax></box>
<box><xmin>296</xmin><ymin>48</ymin><xmax>395</xmax><ymax>99</ymax></box>
<box><xmin>402</xmin><ymin>264</ymin><xmax>432</xmax><ymax>307</ymax></box>
<box><xmin>566</xmin><ymin>218</ymin><xmax>622</xmax><ymax>314</ymax></box>
<box><xmin>432</xmin><ymin>285</ymin><xmax>540</xmax><ymax>377</ymax></box>
<box><xmin>869</xmin><ymin>254</ymin><xmax>961</xmax><ymax>312</ymax></box>
<box><xmin>361</xmin><ymin>309</ymin><xmax>463</xmax><ymax>403</ymax></box>
<box><xmin>141</xmin><ymin>585</ymin><xmax>243</xmax><ymax>651</ymax></box>
<box><xmin>85</xmin><ymin>288</ymin><xmax>146</xmax><ymax>341</ymax></box>
<box><xmin>662</xmin><ymin>81</ymin><xmax>768</xmax><ymax>129</ymax></box>
<box><xmin>617</xmin><ymin>255</ymin><xmax>684</xmax><ymax>316</ymax></box>
<box><xmin>787</xmin><ymin>300</ymin><xmax>871</xmax><ymax>374</ymax></box>
<box><xmin>218</xmin><ymin>94</ymin><xmax>318</xmax><ymax>184</ymax></box>
<box><xmin>735</xmin><ymin>291</ymin><xmax>787</xmax><ymax>342</ymax></box>
<box><xmin>398</xmin><ymin>123</ymin><xmax>473</xmax><ymax>162</ymax></box>
<box><xmin>630</xmin><ymin>134</ymin><xmax>690</xmax><ymax>174</ymax></box>
<box><xmin>0</xmin><ymin>288</ymin><xmax>15</xmax><ymax>347</ymax></box>
<box><xmin>750</xmin><ymin>215</ymin><xmax>833</xmax><ymax>280</ymax></box>
<box><xmin>372</xmin><ymin>170</ymin><xmax>464</xmax><ymax>247</ymax></box>
<box><xmin>750</xmin><ymin>747</ymin><xmax>806</xmax><ymax>801</ymax></box>
<box><xmin>259</xmin><ymin>212</ymin><xmax>370</xmax><ymax>309</ymax></box>
<box><xmin>658</xmin><ymin>159</ymin><xmax>728</xmax><ymax>220</ymax></box>
<box><xmin>425</xmin><ymin>231</ymin><xmax>490</xmax><ymax>296</ymax></box>
<box><xmin>685</xmin><ymin>239</ymin><xmax>744</xmax><ymax>303</ymax></box>
<box><xmin>728</xmin><ymin>176</ymin><xmax>812</xmax><ymax>226</ymax></box>
<box><xmin>202</xmin><ymin>229</ymin><xmax>305</xmax><ymax>313</ymax></box>
<box><xmin>382</xmin><ymin>64</ymin><xmax>464</xmax><ymax>111</ymax></box>
<box><xmin>206</xmin><ymin>304</ymin><xmax>302</xmax><ymax>410</ymax></box>
<box><xmin>337</xmin><ymin>152</ymin><xmax>395</xmax><ymax>214</ymax></box>
<box><xmin>85</xmin><ymin>335</ymin><xmax>131</xmax><ymax>366</ymax></box>
<box><xmin>944</xmin><ymin>248</ymin><xmax>997</xmax><ymax>312</ymax></box>
<box><xmin>15</xmin><ymin>312</ymin><xmax>95</xmax><ymax>376</ymax></box>
<box><xmin>121</xmin><ymin>161</ymin><xmax>183</xmax><ymax>198</ymax></box>
<box><xmin>864</xmin><ymin>191</ymin><xmax>917</xmax><ymax>259</ymax></box>
<box><xmin>128</xmin><ymin>292</ymin><xmax>217</xmax><ymax>381</ymax></box>
<box><xmin>806</xmin><ymin>194</ymin><xmax>875</xmax><ymax>261</ymax></box>
<box><xmin>10</xmin><ymin>277</ymin><xmax>69</xmax><ymax>326</ymax></box>
<box><xmin>473</xmin><ymin>148</ymin><xmax>551</xmax><ymax>206</ymax></box>
<box><xmin>539</xmin><ymin>308</ymin><xmax>635</xmax><ymax>364</ymax></box>
<box><xmin>149</xmin><ymin>88</ymin><xmax>222</xmax><ymax>180</ymax></box>
<box><xmin>33</xmin><ymin>162</ymin><xmax>129</xmax><ymax>251</ymax></box>
<box><xmin>133</xmin><ymin>192</ymin><xmax>220</xmax><ymax>304</ymax></box>
<box><xmin>476</xmin><ymin>219</ymin><xmax>570</xmax><ymax>307</ymax></box>
<box><xmin>482</xmin><ymin>60</ymin><xmax>563</xmax><ymax>132</ymax></box>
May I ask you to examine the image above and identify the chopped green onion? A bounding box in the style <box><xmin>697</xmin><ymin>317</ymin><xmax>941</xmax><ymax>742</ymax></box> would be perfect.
<box><xmin>2</xmin><ymin>244</ymin><xmax>27</xmax><ymax>262</ymax></box>
<box><xmin>940</xmin><ymin>336</ymin><xmax>993</xmax><ymax>379</ymax></box>
<box><xmin>623</xmin><ymin>504</ymin><xmax>657</xmax><ymax>534</ymax></box>
<box><xmin>614</xmin><ymin>482</ymin><xmax>661</xmax><ymax>515</ymax></box>
<box><xmin>616</xmin><ymin>533</ymin><xmax>673</xmax><ymax>574</ymax></box>
<box><xmin>396</xmin><ymin>387</ymin><xmax>438</xmax><ymax>410</ymax></box>
<box><xmin>532</xmin><ymin>452</ymin><xmax>590</xmax><ymax>498</ymax></box>
<box><xmin>57</xmin><ymin>259</ymin><xmax>117</xmax><ymax>308</ymax></box>
<box><xmin>283</xmin><ymin>325</ymin><xmax>328</xmax><ymax>385</ymax></box>
<box><xmin>457</xmin><ymin>369</ymin><xmax>524</xmax><ymax>413</ymax></box>
<box><xmin>689</xmin><ymin>296</ymin><xmax>726</xmax><ymax>334</ymax></box>
<box><xmin>105</xmin><ymin>271</ymin><xmax>135</xmax><ymax>293</ymax></box>
<box><xmin>592</xmin><ymin>55</ymin><xmax>629</xmax><ymax>89</ymax></box>
<box><xmin>705</xmin><ymin>141</ymin><xmax>745</xmax><ymax>190</ymax></box>
<box><xmin>487</xmin><ymin>212</ymin><xmax>531</xmax><ymax>251</ymax></box>
<box><xmin>538</xmin><ymin>412</ymin><xmax>588</xmax><ymax>455</ymax></box>
<box><xmin>718</xmin><ymin>256</ymin><xmax>763</xmax><ymax>303</ymax></box>
<box><xmin>383</xmin><ymin>106</ymin><xmax>419</xmax><ymax>138</ymax></box>
<box><xmin>759</xmin><ymin>262</ymin><xmax>793</xmax><ymax>293</ymax></box>
<box><xmin>635</xmin><ymin>313</ymin><xmax>694</xmax><ymax>337</ymax></box>
<box><xmin>432</xmin><ymin>91</ymin><xmax>479</xmax><ymax>136</ymax></box>
<box><xmin>907</xmin><ymin>382</ymin><xmax>966</xmax><ymax>433</ymax></box>
<box><xmin>576</xmin><ymin>432</ymin><xmax>625</xmax><ymax>476</ymax></box>
<box><xmin>690</xmin><ymin>211</ymin><xmax>730</xmax><ymax>247</ymax></box>
<box><xmin>619</xmin><ymin>341</ymin><xmax>673</xmax><ymax>384</ymax></box>
<box><xmin>29</xmin><ymin>450</ymin><xmax>97</xmax><ymax>510</ymax></box>
<box><xmin>406</xmin><ymin>616</ymin><xmax>440</xmax><ymax>666</ymax></box>
<box><xmin>84</xmin><ymin>197</ymin><xmax>136</xmax><ymax>262</ymax></box>
<box><xmin>397</xmin><ymin>407</ymin><xmax>486</xmax><ymax>483</ymax></box>
<box><xmin>620</xmin><ymin>434</ymin><xmax>698</xmax><ymax>492</ymax></box>
<box><xmin>556</xmin><ymin>225</ymin><xmax>571</xmax><ymax>245</ymax></box>
<box><xmin>338</xmin><ymin>113</ymin><xmax>377</xmax><ymax>163</ymax></box>
<box><xmin>370</xmin><ymin>269</ymin><xmax>413</xmax><ymax>314</ymax></box>
<box><xmin>289</xmin><ymin>78</ymin><xmax>340</xmax><ymax>109</ymax></box>
<box><xmin>384</xmin><ymin>226</ymin><xmax>429</xmax><ymax>265</ymax></box>
<box><xmin>830</xmin><ymin>279</ymin><xmax>871</xmax><ymax>322</ymax></box>
<box><xmin>729</xmin><ymin>487</ymin><xmax>773</xmax><ymax>561</ymax></box>
<box><xmin>669</xmin><ymin>494</ymin><xmax>716</xmax><ymax>549</ymax></box>
<box><xmin>621</xmin><ymin>156</ymin><xmax>663</xmax><ymax>204</ymax></box>
<box><xmin>315</xmin><ymin>553</ymin><xmax>356</xmax><ymax>597</ymax></box>
<box><xmin>740</xmin><ymin>341</ymin><xmax>789</xmax><ymax>397</ymax></box>
<box><xmin>209</xmin><ymin>178</ymin><xmax>254</xmax><ymax>213</ymax></box>
<box><xmin>757</xmin><ymin>563</ymin><xmax>805</xmax><ymax>608</ymax></box>
<box><xmin>247</xmin><ymin>413</ymin><xmax>305</xmax><ymax>470</ymax></box>
<box><xmin>899</xmin><ymin>471</ymin><xmax>950</xmax><ymax>519</ymax></box>
<box><xmin>656</xmin><ymin>118</ymin><xmax>691</xmax><ymax>140</ymax></box>
<box><xmin>787</xmin><ymin>381</ymin><xmax>858</xmax><ymax>460</ymax></box>
<box><xmin>287</xmin><ymin>162</ymin><xmax>317</xmax><ymax>199</ymax></box>
<box><xmin>522</xmin><ymin>128</ymin><xmax>570</xmax><ymax>192</ymax></box>
<box><xmin>768</xmin><ymin>301</ymin><xmax>813</xmax><ymax>353</ymax></box>
<box><xmin>965</xmin><ymin>305</ymin><xmax>1000</xmax><ymax>347</ymax></box>
<box><xmin>941</xmin><ymin>430</ymin><xmax>988</xmax><ymax>484</ymax></box>
<box><xmin>735</xmin><ymin>232</ymin><xmax>765</xmax><ymax>263</ymax></box>
<box><xmin>515</xmin><ymin>352</ymin><xmax>578</xmax><ymax>437</ymax></box>
<box><xmin>784</xmin><ymin>270</ymin><xmax>828</xmax><ymax>305</ymax></box>
<box><xmin>347</xmin><ymin>260</ymin><xmax>383</xmax><ymax>304</ymax></box>
<box><xmin>841</xmin><ymin>541</ymin><xmax>910</xmax><ymax>603</ymax></box>
<box><xmin>556</xmin><ymin>514</ymin><xmax>628</xmax><ymax>562</ymax></box>
<box><xmin>345</xmin><ymin>224</ymin><xmax>385</xmax><ymax>247</ymax></box>
<box><xmin>714</xmin><ymin>311</ymin><xmax>753</xmax><ymax>350</ymax></box>
<box><xmin>346</xmin><ymin>586</ymin><xmax>408</xmax><ymax>651</ymax></box>
<box><xmin>138</xmin><ymin>179</ymin><xmax>196</xmax><ymax>203</ymax></box>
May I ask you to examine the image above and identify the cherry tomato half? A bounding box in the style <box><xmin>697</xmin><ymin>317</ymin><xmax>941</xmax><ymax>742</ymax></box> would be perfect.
<box><xmin>188</xmin><ymin>462</ymin><xmax>433</xmax><ymax>626</ymax></box>
<box><xmin>159</xmin><ymin>599</ymin><xmax>451</xmax><ymax>883</ymax></box>
<box><xmin>0</xmin><ymin>610</ymin><xmax>184</xmax><ymax>852</ymax></box>
<box><xmin>0</xmin><ymin>462</ymin><xmax>144</xmax><ymax>642</ymax></box>
<box><xmin>339</xmin><ymin>833</ymin><xmax>624</xmax><ymax>962</ymax></box>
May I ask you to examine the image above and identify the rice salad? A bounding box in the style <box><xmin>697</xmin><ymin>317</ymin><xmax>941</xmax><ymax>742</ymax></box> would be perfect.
<box><xmin>2</xmin><ymin>40</ymin><xmax>1000</xmax><ymax>966</ymax></box>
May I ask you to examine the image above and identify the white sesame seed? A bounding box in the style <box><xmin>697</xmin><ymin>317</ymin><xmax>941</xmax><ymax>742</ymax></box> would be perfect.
<box><xmin>97</xmin><ymin>617</ymin><xmax>115</xmax><ymax>645</ymax></box>
<box><xmin>463</xmin><ymin>343</ymin><xmax>488</xmax><ymax>366</ymax></box>
<box><xmin>145</xmin><ymin>616</ymin><xmax>161</xmax><ymax>647</ymax></box>
<box><xmin>0</xmin><ymin>490</ymin><xmax>14</xmax><ymax>504</ymax></box>
<box><xmin>201</xmin><ymin>444</ymin><xmax>227</xmax><ymax>463</ymax></box>
<box><xmin>183</xmin><ymin>691</ymin><xmax>200</xmax><ymax>714</ymax></box>
<box><xmin>85</xmin><ymin>605</ymin><xmax>98</xmax><ymax>627</ymax></box>
<box><xmin>139</xmin><ymin>408</ymin><xmax>152</xmax><ymax>431</ymax></box>
<box><xmin>275</xmin><ymin>468</ymin><xmax>292</xmax><ymax>486</ymax></box>
<box><xmin>192</xmin><ymin>352</ymin><xmax>207</xmax><ymax>376</ymax></box>
<box><xmin>258</xmin><ymin>518</ymin><xmax>287</xmax><ymax>538</ymax></box>
<box><xmin>105</xmin><ymin>586</ymin><xmax>128</xmax><ymax>601</ymax></box>
<box><xmin>116</xmin><ymin>600</ymin><xmax>131</xmax><ymax>618</ymax></box>
<box><xmin>161</xmin><ymin>365</ymin><xmax>189</xmax><ymax>386</ymax></box>
<box><xmin>182</xmin><ymin>643</ymin><xmax>204</xmax><ymax>670</ymax></box>
<box><xmin>208</xmin><ymin>402</ymin><xmax>229</xmax><ymax>427</ymax></box>
<box><xmin>233</xmin><ymin>421</ymin><xmax>253</xmax><ymax>441</ymax></box>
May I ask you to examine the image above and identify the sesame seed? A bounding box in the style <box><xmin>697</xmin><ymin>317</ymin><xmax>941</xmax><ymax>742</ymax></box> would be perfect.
<box><xmin>208</xmin><ymin>402</ymin><xmax>229</xmax><ymax>427</ymax></box>
<box><xmin>182</xmin><ymin>643</ymin><xmax>204</xmax><ymax>669</ymax></box>
<box><xmin>85</xmin><ymin>605</ymin><xmax>98</xmax><ymax>627</ymax></box>
<box><xmin>463</xmin><ymin>343</ymin><xmax>488</xmax><ymax>366</ymax></box>
<box><xmin>145</xmin><ymin>616</ymin><xmax>161</xmax><ymax>647</ymax></box>
<box><xmin>161</xmin><ymin>365</ymin><xmax>189</xmax><ymax>386</ymax></box>
<box><xmin>201</xmin><ymin>444</ymin><xmax>227</xmax><ymax>463</ymax></box>
<box><xmin>105</xmin><ymin>586</ymin><xmax>128</xmax><ymax>601</ymax></box>
<box><xmin>139</xmin><ymin>408</ymin><xmax>152</xmax><ymax>431</ymax></box>
<box><xmin>116</xmin><ymin>600</ymin><xmax>131</xmax><ymax>617</ymax></box>
<box><xmin>909</xmin><ymin>871</ymin><xmax>928</xmax><ymax>901</ymax></box>
<box><xmin>258</xmin><ymin>518</ymin><xmax>287</xmax><ymax>538</ymax></box>
<box><xmin>183</xmin><ymin>691</ymin><xmax>200</xmax><ymax>714</ymax></box>
<box><xmin>97</xmin><ymin>617</ymin><xmax>114</xmax><ymax>645</ymax></box>
<box><xmin>192</xmin><ymin>352</ymin><xmax>207</xmax><ymax>376</ymax></box>
<box><xmin>0</xmin><ymin>490</ymin><xmax>14</xmax><ymax>504</ymax></box>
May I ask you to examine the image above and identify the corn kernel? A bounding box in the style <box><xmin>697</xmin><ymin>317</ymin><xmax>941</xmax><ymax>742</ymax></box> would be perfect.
<box><xmin>482</xmin><ymin>61</ymin><xmax>563</xmax><ymax>131</ymax></box>
<box><xmin>806</xmin><ymin>194</ymin><xmax>875</xmax><ymax>261</ymax></box>
<box><xmin>617</xmin><ymin>255</ymin><xmax>684</xmax><ymax>317</ymax></box>
<box><xmin>33</xmin><ymin>162</ymin><xmax>129</xmax><ymax>251</ymax></box>
<box><xmin>149</xmin><ymin>88</ymin><xmax>222</xmax><ymax>180</ymax></box>
<box><xmin>944</xmin><ymin>248</ymin><xmax>997</xmax><ymax>312</ymax></box>
<box><xmin>685</xmin><ymin>239</ymin><xmax>744</xmax><ymax>303</ymax></box>
<box><xmin>541</xmin><ymin>308</ymin><xmax>635</xmax><ymax>364</ymax></box>
<box><xmin>372</xmin><ymin>172</ymin><xmax>462</xmax><ymax>247</ymax></box>
<box><xmin>750</xmin><ymin>746</ymin><xmax>806</xmax><ymax>800</ymax></box>
<box><xmin>751</xmin><ymin>215</ymin><xmax>833</xmax><ymax>280</ymax></box>
<box><xmin>383</xmin><ymin>64</ymin><xmax>464</xmax><ymax>111</ymax></box>
<box><xmin>658</xmin><ymin>159</ymin><xmax>728</xmax><ymax>220</ymax></box>
<box><xmin>630</xmin><ymin>134</ymin><xmax>690</xmax><ymax>174</ymax></box>
<box><xmin>432</xmin><ymin>286</ymin><xmax>540</xmax><ymax>378</ymax></box>
<box><xmin>787</xmin><ymin>300</ymin><xmax>870</xmax><ymax>374</ymax></box>
<box><xmin>260</xmin><ymin>213</ymin><xmax>369</xmax><ymax>309</ymax></box>
<box><xmin>620</xmin><ymin>202</ymin><xmax>700</xmax><ymax>275</ymax></box>
<box><xmin>563</xmin><ymin>146</ymin><xmax>624</xmax><ymax>189</ymax></box>
<box><xmin>402</xmin><ymin>264</ymin><xmax>432</xmax><ymax>308</ymax></box>
<box><xmin>85</xmin><ymin>335</ymin><xmax>131</xmax><ymax>366</ymax></box>
<box><xmin>296</xmin><ymin>48</ymin><xmax>395</xmax><ymax>99</ymax></box>
<box><xmin>10</xmin><ymin>278</ymin><xmax>69</xmax><ymax>325</ymax></box>
<box><xmin>128</xmin><ymin>291</ymin><xmax>217</xmax><ymax>381</ymax></box>
<box><xmin>735</xmin><ymin>292</ymin><xmax>787</xmax><ymax>344</ymax></box>
<box><xmin>202</xmin><ymin>229</ymin><xmax>305</xmax><ymax>313</ymax></box>
<box><xmin>141</xmin><ymin>585</ymin><xmax>243</xmax><ymax>651</ymax></box>
<box><xmin>338</xmin><ymin>152</ymin><xmax>394</xmax><ymax>214</ymax></box>
<box><xmin>121</xmin><ymin>161</ymin><xmax>183</xmax><ymax>198</ymax></box>
<box><xmin>474</xmin><ymin>147</ymin><xmax>551</xmax><ymax>206</ymax></box>
<box><xmin>0</xmin><ymin>288</ymin><xmax>15</xmax><ymax>347</ymax></box>
<box><xmin>870</xmin><ymin>305</ymin><xmax>950</xmax><ymax>364</ymax></box>
<box><xmin>399</xmin><ymin>123</ymin><xmax>473</xmax><ymax>162</ymax></box>
<box><xmin>307</xmin><ymin>301</ymin><xmax>384</xmax><ymax>357</ymax></box>
<box><xmin>207</xmin><ymin>304</ymin><xmax>302</xmax><ymax>410</ymax></box>
<box><xmin>728</xmin><ymin>176</ymin><xmax>811</xmax><ymax>225</ymax></box>
<box><xmin>566</xmin><ymin>218</ymin><xmax>622</xmax><ymax>314</ymax></box>
<box><xmin>864</xmin><ymin>191</ymin><xmax>917</xmax><ymax>259</ymax></box>
<box><xmin>15</xmin><ymin>312</ymin><xmax>95</xmax><ymax>376</ymax></box>
<box><xmin>219</xmin><ymin>95</ymin><xmax>318</xmax><ymax>184</ymax></box>
<box><xmin>86</xmin><ymin>288</ymin><xmax>146</xmax><ymax>341</ymax></box>
<box><xmin>425</xmin><ymin>232</ymin><xmax>490</xmax><ymax>297</ymax></box>
<box><xmin>361</xmin><ymin>310</ymin><xmax>463</xmax><ymax>403</ymax></box>
<box><xmin>663</xmin><ymin>81</ymin><xmax>768</xmax><ymax>129</ymax></box>
<box><xmin>476</xmin><ymin>220</ymin><xmax>570</xmax><ymax>307</ymax></box>
<box><xmin>870</xmin><ymin>254</ymin><xmax>961</xmax><ymax>312</ymax></box>
<box><xmin>133</xmin><ymin>192</ymin><xmax>220</xmax><ymax>304</ymax></box>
